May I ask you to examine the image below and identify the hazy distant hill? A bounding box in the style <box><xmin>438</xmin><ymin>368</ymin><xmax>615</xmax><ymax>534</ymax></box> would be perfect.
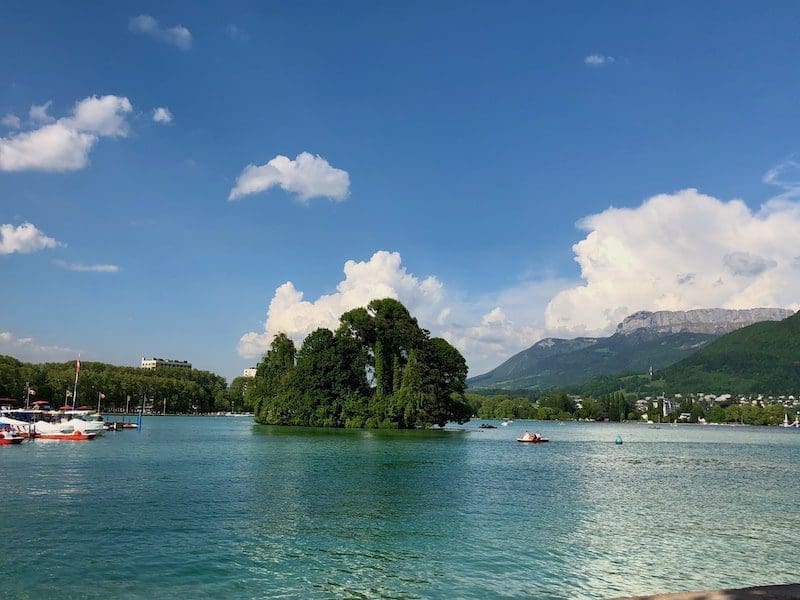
<box><xmin>468</xmin><ymin>307</ymin><xmax>793</xmax><ymax>390</ymax></box>
<box><xmin>661</xmin><ymin>310</ymin><xmax>800</xmax><ymax>394</ymax></box>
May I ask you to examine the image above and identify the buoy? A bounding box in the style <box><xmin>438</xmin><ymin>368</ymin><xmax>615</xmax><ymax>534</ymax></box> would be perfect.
<box><xmin>614</xmin><ymin>435</ymin><xmax>623</xmax><ymax>445</ymax></box>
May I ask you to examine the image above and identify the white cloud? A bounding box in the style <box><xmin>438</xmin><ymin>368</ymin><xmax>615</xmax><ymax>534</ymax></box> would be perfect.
<box><xmin>545</xmin><ymin>188</ymin><xmax>800</xmax><ymax>336</ymax></box>
<box><xmin>229</xmin><ymin>152</ymin><xmax>350</xmax><ymax>202</ymax></box>
<box><xmin>238</xmin><ymin>251</ymin><xmax>443</xmax><ymax>357</ymax></box>
<box><xmin>0</xmin><ymin>222</ymin><xmax>63</xmax><ymax>255</ymax></box>
<box><xmin>152</xmin><ymin>107</ymin><xmax>173</xmax><ymax>124</ymax></box>
<box><xmin>129</xmin><ymin>15</ymin><xmax>192</xmax><ymax>50</ymax></box>
<box><xmin>29</xmin><ymin>101</ymin><xmax>55</xmax><ymax>124</ymax></box>
<box><xmin>0</xmin><ymin>330</ymin><xmax>76</xmax><ymax>362</ymax></box>
<box><xmin>584</xmin><ymin>54</ymin><xmax>615</xmax><ymax>66</ymax></box>
<box><xmin>1</xmin><ymin>114</ymin><xmax>21</xmax><ymax>129</ymax></box>
<box><xmin>0</xmin><ymin>95</ymin><xmax>132</xmax><ymax>172</ymax></box>
<box><xmin>440</xmin><ymin>279</ymin><xmax>572</xmax><ymax>374</ymax></box>
<box><xmin>238</xmin><ymin>250</ymin><xmax>571</xmax><ymax>375</ymax></box>
<box><xmin>64</xmin><ymin>95</ymin><xmax>132</xmax><ymax>136</ymax></box>
<box><xmin>54</xmin><ymin>260</ymin><xmax>119</xmax><ymax>273</ymax></box>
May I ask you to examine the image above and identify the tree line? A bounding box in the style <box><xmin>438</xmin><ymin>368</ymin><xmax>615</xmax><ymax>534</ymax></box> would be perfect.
<box><xmin>0</xmin><ymin>355</ymin><xmax>247</xmax><ymax>413</ymax></box>
<box><xmin>468</xmin><ymin>391</ymin><xmax>635</xmax><ymax>422</ymax></box>
<box><xmin>246</xmin><ymin>298</ymin><xmax>471</xmax><ymax>428</ymax></box>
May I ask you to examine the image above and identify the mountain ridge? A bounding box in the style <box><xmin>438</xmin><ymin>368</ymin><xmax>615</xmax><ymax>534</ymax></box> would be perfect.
<box><xmin>469</xmin><ymin>307</ymin><xmax>794</xmax><ymax>390</ymax></box>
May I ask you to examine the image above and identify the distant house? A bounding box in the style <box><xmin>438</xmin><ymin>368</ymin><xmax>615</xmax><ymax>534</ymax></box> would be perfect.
<box><xmin>243</xmin><ymin>367</ymin><xmax>257</xmax><ymax>378</ymax></box>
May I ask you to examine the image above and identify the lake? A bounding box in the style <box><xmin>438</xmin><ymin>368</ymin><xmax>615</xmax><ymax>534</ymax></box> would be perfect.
<box><xmin>1</xmin><ymin>417</ymin><xmax>798</xmax><ymax>598</ymax></box>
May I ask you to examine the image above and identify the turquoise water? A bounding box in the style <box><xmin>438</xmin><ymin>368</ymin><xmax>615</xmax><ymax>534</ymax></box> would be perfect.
<box><xmin>1</xmin><ymin>418</ymin><xmax>798</xmax><ymax>599</ymax></box>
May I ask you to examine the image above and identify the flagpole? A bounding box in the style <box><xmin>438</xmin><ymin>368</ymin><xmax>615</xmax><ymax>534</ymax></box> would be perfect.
<box><xmin>72</xmin><ymin>355</ymin><xmax>80</xmax><ymax>411</ymax></box>
<box><xmin>97</xmin><ymin>392</ymin><xmax>101</xmax><ymax>414</ymax></box>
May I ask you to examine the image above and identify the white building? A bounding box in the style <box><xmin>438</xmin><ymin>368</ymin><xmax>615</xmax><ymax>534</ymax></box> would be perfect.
<box><xmin>141</xmin><ymin>357</ymin><xmax>192</xmax><ymax>370</ymax></box>
<box><xmin>243</xmin><ymin>367</ymin><xmax>257</xmax><ymax>378</ymax></box>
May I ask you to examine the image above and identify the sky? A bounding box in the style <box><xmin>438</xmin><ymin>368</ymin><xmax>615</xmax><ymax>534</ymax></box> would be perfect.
<box><xmin>2</xmin><ymin>1</ymin><xmax>800</xmax><ymax>382</ymax></box>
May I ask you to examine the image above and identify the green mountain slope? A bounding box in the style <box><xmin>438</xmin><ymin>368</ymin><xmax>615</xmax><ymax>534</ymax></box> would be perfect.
<box><xmin>468</xmin><ymin>330</ymin><xmax>715</xmax><ymax>390</ymax></box>
<box><xmin>661</xmin><ymin>311</ymin><xmax>800</xmax><ymax>393</ymax></box>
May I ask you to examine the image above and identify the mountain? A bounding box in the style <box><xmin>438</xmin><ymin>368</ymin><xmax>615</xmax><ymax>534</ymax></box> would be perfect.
<box><xmin>468</xmin><ymin>308</ymin><xmax>794</xmax><ymax>390</ymax></box>
<box><xmin>661</xmin><ymin>310</ymin><xmax>800</xmax><ymax>394</ymax></box>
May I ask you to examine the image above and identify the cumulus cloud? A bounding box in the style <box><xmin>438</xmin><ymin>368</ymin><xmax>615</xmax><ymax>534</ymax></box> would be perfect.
<box><xmin>238</xmin><ymin>251</ymin><xmax>443</xmax><ymax>357</ymax></box>
<box><xmin>152</xmin><ymin>107</ymin><xmax>173</xmax><ymax>124</ymax></box>
<box><xmin>0</xmin><ymin>331</ymin><xmax>76</xmax><ymax>361</ymax></box>
<box><xmin>545</xmin><ymin>189</ymin><xmax>800</xmax><ymax>336</ymax></box>
<box><xmin>584</xmin><ymin>54</ymin><xmax>615</xmax><ymax>66</ymax></box>
<box><xmin>29</xmin><ymin>101</ymin><xmax>55</xmax><ymax>124</ymax></box>
<box><xmin>0</xmin><ymin>222</ymin><xmax>63</xmax><ymax>255</ymax></box>
<box><xmin>2</xmin><ymin>114</ymin><xmax>21</xmax><ymax>129</ymax></box>
<box><xmin>238</xmin><ymin>250</ymin><xmax>571</xmax><ymax>375</ymax></box>
<box><xmin>0</xmin><ymin>95</ymin><xmax>132</xmax><ymax>172</ymax></box>
<box><xmin>54</xmin><ymin>260</ymin><xmax>119</xmax><ymax>273</ymax></box>
<box><xmin>129</xmin><ymin>15</ymin><xmax>192</xmax><ymax>50</ymax></box>
<box><xmin>228</xmin><ymin>152</ymin><xmax>350</xmax><ymax>202</ymax></box>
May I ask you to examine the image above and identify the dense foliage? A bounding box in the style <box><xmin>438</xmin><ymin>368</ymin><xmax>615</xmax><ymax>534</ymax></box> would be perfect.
<box><xmin>467</xmin><ymin>391</ymin><xmax>635</xmax><ymax>422</ymax></box>
<box><xmin>661</xmin><ymin>311</ymin><xmax>800</xmax><ymax>394</ymax></box>
<box><xmin>0</xmin><ymin>355</ymin><xmax>235</xmax><ymax>413</ymax></box>
<box><xmin>247</xmin><ymin>299</ymin><xmax>471</xmax><ymax>429</ymax></box>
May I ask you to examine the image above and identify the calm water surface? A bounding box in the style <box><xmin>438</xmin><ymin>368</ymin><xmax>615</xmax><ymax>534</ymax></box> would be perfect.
<box><xmin>1</xmin><ymin>418</ymin><xmax>798</xmax><ymax>598</ymax></box>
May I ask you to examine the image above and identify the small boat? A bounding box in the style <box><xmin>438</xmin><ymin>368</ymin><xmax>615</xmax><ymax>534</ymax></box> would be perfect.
<box><xmin>478</xmin><ymin>423</ymin><xmax>497</xmax><ymax>429</ymax></box>
<box><xmin>1</xmin><ymin>427</ymin><xmax>25</xmax><ymax>445</ymax></box>
<box><xmin>36</xmin><ymin>429</ymin><xmax>97</xmax><ymax>441</ymax></box>
<box><xmin>122</xmin><ymin>422</ymin><xmax>138</xmax><ymax>429</ymax></box>
<box><xmin>517</xmin><ymin>431</ymin><xmax>548</xmax><ymax>443</ymax></box>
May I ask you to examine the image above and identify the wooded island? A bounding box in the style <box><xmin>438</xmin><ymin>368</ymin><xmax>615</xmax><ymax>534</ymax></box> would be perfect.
<box><xmin>246</xmin><ymin>298</ymin><xmax>471</xmax><ymax>428</ymax></box>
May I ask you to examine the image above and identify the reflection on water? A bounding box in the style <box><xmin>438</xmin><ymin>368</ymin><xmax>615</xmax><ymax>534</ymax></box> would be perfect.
<box><xmin>1</xmin><ymin>418</ymin><xmax>798</xmax><ymax>599</ymax></box>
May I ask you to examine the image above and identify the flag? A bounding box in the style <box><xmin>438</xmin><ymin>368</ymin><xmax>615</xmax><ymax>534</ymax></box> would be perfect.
<box><xmin>76</xmin><ymin>356</ymin><xmax>81</xmax><ymax>373</ymax></box>
<box><xmin>28</xmin><ymin>388</ymin><xmax>36</xmax><ymax>396</ymax></box>
<box><xmin>99</xmin><ymin>392</ymin><xmax>106</xmax><ymax>400</ymax></box>
<box><xmin>66</xmin><ymin>390</ymin><xmax>72</xmax><ymax>398</ymax></box>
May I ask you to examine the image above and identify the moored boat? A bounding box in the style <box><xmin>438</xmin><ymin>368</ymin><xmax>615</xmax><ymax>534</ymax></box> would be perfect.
<box><xmin>36</xmin><ymin>429</ymin><xmax>97</xmax><ymax>441</ymax></box>
<box><xmin>1</xmin><ymin>426</ymin><xmax>25</xmax><ymax>445</ymax></box>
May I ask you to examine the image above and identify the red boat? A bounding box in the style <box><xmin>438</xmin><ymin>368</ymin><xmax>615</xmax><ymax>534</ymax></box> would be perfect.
<box><xmin>36</xmin><ymin>430</ymin><xmax>97</xmax><ymax>441</ymax></box>
<box><xmin>517</xmin><ymin>431</ymin><xmax>549</xmax><ymax>443</ymax></box>
<box><xmin>1</xmin><ymin>427</ymin><xmax>25</xmax><ymax>445</ymax></box>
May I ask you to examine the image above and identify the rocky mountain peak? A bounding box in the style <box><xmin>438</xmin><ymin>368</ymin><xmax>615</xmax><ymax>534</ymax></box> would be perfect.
<box><xmin>616</xmin><ymin>307</ymin><xmax>794</xmax><ymax>336</ymax></box>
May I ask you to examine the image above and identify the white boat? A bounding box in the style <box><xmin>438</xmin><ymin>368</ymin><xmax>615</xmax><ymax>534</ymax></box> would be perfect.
<box><xmin>0</xmin><ymin>413</ymin><xmax>74</xmax><ymax>437</ymax></box>
<box><xmin>58</xmin><ymin>410</ymin><xmax>105</xmax><ymax>436</ymax></box>
<box><xmin>0</xmin><ymin>410</ymin><xmax>99</xmax><ymax>439</ymax></box>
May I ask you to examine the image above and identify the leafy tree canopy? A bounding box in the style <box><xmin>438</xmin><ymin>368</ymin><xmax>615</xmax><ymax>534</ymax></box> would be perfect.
<box><xmin>249</xmin><ymin>299</ymin><xmax>470</xmax><ymax>429</ymax></box>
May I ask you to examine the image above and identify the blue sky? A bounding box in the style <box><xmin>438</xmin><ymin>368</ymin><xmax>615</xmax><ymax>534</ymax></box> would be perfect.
<box><xmin>2</xmin><ymin>1</ymin><xmax>800</xmax><ymax>380</ymax></box>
